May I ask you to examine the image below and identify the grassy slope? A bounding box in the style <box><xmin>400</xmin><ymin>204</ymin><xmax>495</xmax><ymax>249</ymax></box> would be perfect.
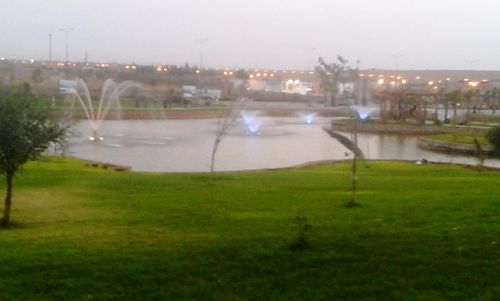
<box><xmin>0</xmin><ymin>158</ymin><xmax>499</xmax><ymax>300</ymax></box>
<box><xmin>425</xmin><ymin>134</ymin><xmax>491</xmax><ymax>146</ymax></box>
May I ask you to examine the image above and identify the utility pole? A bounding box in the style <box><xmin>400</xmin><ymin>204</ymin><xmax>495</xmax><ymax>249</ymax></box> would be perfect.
<box><xmin>48</xmin><ymin>33</ymin><xmax>53</xmax><ymax>62</ymax></box>
<box><xmin>60</xmin><ymin>27</ymin><xmax>74</xmax><ymax>62</ymax></box>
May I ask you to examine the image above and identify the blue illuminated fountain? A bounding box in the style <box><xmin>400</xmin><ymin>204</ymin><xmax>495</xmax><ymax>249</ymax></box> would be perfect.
<box><xmin>298</xmin><ymin>112</ymin><xmax>317</xmax><ymax>124</ymax></box>
<box><xmin>352</xmin><ymin>106</ymin><xmax>378</xmax><ymax>120</ymax></box>
<box><xmin>240</xmin><ymin>111</ymin><xmax>262</xmax><ymax>134</ymax></box>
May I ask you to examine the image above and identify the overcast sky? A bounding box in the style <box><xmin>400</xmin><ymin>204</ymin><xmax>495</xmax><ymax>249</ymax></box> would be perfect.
<box><xmin>1</xmin><ymin>0</ymin><xmax>500</xmax><ymax>70</ymax></box>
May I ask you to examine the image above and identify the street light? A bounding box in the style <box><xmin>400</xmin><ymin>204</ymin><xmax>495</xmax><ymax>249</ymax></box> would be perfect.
<box><xmin>59</xmin><ymin>27</ymin><xmax>74</xmax><ymax>62</ymax></box>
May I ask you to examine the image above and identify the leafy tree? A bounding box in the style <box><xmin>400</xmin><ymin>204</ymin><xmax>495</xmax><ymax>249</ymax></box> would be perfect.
<box><xmin>0</xmin><ymin>85</ymin><xmax>68</xmax><ymax>227</ymax></box>
<box><xmin>444</xmin><ymin>90</ymin><xmax>463</xmax><ymax>123</ymax></box>
<box><xmin>486</xmin><ymin>126</ymin><xmax>500</xmax><ymax>157</ymax></box>
<box><xmin>315</xmin><ymin>56</ymin><xmax>357</xmax><ymax>106</ymax></box>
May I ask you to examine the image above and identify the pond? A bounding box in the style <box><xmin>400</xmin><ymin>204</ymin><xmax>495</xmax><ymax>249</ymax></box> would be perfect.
<box><xmin>67</xmin><ymin>117</ymin><xmax>500</xmax><ymax>172</ymax></box>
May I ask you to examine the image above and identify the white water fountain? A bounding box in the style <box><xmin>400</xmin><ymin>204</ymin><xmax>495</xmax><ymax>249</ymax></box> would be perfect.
<box><xmin>66</xmin><ymin>78</ymin><xmax>137</xmax><ymax>141</ymax></box>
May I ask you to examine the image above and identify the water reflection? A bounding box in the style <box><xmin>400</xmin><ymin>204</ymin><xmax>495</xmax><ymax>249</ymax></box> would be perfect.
<box><xmin>67</xmin><ymin>117</ymin><xmax>500</xmax><ymax>172</ymax></box>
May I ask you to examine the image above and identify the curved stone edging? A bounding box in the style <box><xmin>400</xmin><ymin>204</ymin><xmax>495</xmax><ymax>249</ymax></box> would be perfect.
<box><xmin>83</xmin><ymin>160</ymin><xmax>131</xmax><ymax>171</ymax></box>
<box><xmin>332</xmin><ymin>122</ymin><xmax>447</xmax><ymax>136</ymax></box>
<box><xmin>417</xmin><ymin>137</ymin><xmax>494</xmax><ymax>155</ymax></box>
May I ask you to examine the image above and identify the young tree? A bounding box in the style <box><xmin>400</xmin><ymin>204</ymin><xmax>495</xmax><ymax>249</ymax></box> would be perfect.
<box><xmin>0</xmin><ymin>85</ymin><xmax>68</xmax><ymax>227</ymax></box>
<box><xmin>210</xmin><ymin>102</ymin><xmax>244</xmax><ymax>173</ymax></box>
<box><xmin>323</xmin><ymin>126</ymin><xmax>365</xmax><ymax>207</ymax></box>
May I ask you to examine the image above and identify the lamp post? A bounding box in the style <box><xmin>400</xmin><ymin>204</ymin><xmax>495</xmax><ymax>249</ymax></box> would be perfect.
<box><xmin>60</xmin><ymin>27</ymin><xmax>74</xmax><ymax>62</ymax></box>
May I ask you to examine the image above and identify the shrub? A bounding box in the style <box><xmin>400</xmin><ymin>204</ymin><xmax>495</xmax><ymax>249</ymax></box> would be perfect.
<box><xmin>290</xmin><ymin>216</ymin><xmax>312</xmax><ymax>251</ymax></box>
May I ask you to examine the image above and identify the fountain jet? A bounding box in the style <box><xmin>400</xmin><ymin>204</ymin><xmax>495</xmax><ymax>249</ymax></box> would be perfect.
<box><xmin>66</xmin><ymin>78</ymin><xmax>137</xmax><ymax>141</ymax></box>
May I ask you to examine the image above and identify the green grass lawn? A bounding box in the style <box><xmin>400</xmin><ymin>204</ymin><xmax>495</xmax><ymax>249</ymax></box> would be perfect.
<box><xmin>425</xmin><ymin>134</ymin><xmax>491</xmax><ymax>146</ymax></box>
<box><xmin>0</xmin><ymin>158</ymin><xmax>499</xmax><ymax>300</ymax></box>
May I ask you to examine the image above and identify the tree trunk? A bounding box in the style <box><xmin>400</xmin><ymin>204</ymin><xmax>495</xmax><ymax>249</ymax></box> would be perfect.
<box><xmin>1</xmin><ymin>171</ymin><xmax>14</xmax><ymax>227</ymax></box>
<box><xmin>444</xmin><ymin>100</ymin><xmax>449</xmax><ymax>123</ymax></box>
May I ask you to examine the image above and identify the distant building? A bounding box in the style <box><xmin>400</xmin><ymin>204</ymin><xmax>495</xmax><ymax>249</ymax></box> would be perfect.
<box><xmin>59</xmin><ymin>79</ymin><xmax>78</xmax><ymax>94</ymax></box>
<box><xmin>248</xmin><ymin>79</ymin><xmax>312</xmax><ymax>95</ymax></box>
<box><xmin>182</xmin><ymin>85</ymin><xmax>221</xmax><ymax>102</ymax></box>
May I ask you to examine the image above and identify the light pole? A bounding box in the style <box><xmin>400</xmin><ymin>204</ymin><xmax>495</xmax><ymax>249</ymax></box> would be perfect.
<box><xmin>195</xmin><ymin>38</ymin><xmax>208</xmax><ymax>97</ymax></box>
<box><xmin>60</xmin><ymin>27</ymin><xmax>74</xmax><ymax>62</ymax></box>
<box><xmin>195</xmin><ymin>38</ymin><xmax>208</xmax><ymax>69</ymax></box>
<box><xmin>48</xmin><ymin>33</ymin><xmax>53</xmax><ymax>62</ymax></box>
<box><xmin>391</xmin><ymin>53</ymin><xmax>404</xmax><ymax>71</ymax></box>
<box><xmin>304</xmin><ymin>47</ymin><xmax>316</xmax><ymax>104</ymax></box>
<box><xmin>465</xmin><ymin>59</ymin><xmax>478</xmax><ymax>71</ymax></box>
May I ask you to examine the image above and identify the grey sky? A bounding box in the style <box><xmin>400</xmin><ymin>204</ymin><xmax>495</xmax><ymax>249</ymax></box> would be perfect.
<box><xmin>1</xmin><ymin>0</ymin><xmax>500</xmax><ymax>70</ymax></box>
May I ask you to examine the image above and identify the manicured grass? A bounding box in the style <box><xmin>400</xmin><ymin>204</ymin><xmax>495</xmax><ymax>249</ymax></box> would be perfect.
<box><xmin>425</xmin><ymin>134</ymin><xmax>491</xmax><ymax>146</ymax></box>
<box><xmin>0</xmin><ymin>158</ymin><xmax>499</xmax><ymax>300</ymax></box>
